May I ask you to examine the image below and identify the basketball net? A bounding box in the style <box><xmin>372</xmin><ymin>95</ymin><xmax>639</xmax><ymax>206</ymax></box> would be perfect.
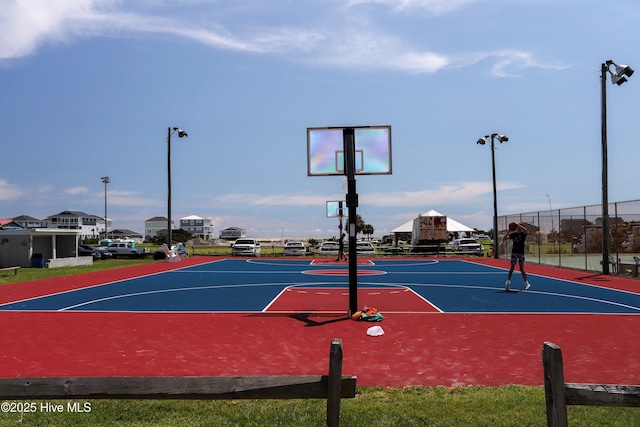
<box><xmin>342</xmin><ymin>175</ymin><xmax>348</xmax><ymax>191</ymax></box>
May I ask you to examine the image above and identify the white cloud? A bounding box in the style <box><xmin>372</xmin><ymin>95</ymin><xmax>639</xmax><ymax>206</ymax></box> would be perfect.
<box><xmin>0</xmin><ymin>0</ymin><xmax>120</xmax><ymax>59</ymax></box>
<box><xmin>0</xmin><ymin>179</ymin><xmax>23</xmax><ymax>201</ymax></box>
<box><xmin>65</xmin><ymin>186</ymin><xmax>90</xmax><ymax>195</ymax></box>
<box><xmin>213</xmin><ymin>181</ymin><xmax>524</xmax><ymax>209</ymax></box>
<box><xmin>0</xmin><ymin>1</ymin><xmax>563</xmax><ymax>76</ymax></box>
<box><xmin>109</xmin><ymin>191</ymin><xmax>163</xmax><ymax>207</ymax></box>
<box><xmin>215</xmin><ymin>192</ymin><xmax>335</xmax><ymax>207</ymax></box>
<box><xmin>449</xmin><ymin>50</ymin><xmax>569</xmax><ymax>77</ymax></box>
<box><xmin>346</xmin><ymin>0</ymin><xmax>480</xmax><ymax>15</ymax></box>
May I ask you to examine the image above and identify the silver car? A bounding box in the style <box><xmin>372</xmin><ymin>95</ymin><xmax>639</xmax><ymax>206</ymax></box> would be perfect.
<box><xmin>283</xmin><ymin>241</ymin><xmax>306</xmax><ymax>256</ymax></box>
<box><xmin>451</xmin><ymin>238</ymin><xmax>484</xmax><ymax>255</ymax></box>
<box><xmin>318</xmin><ymin>241</ymin><xmax>339</xmax><ymax>254</ymax></box>
<box><xmin>356</xmin><ymin>241</ymin><xmax>375</xmax><ymax>255</ymax></box>
<box><xmin>231</xmin><ymin>238</ymin><xmax>261</xmax><ymax>257</ymax></box>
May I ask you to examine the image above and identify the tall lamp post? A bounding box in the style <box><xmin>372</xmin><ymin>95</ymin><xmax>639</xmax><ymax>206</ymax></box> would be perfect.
<box><xmin>600</xmin><ymin>60</ymin><xmax>633</xmax><ymax>274</ymax></box>
<box><xmin>101</xmin><ymin>176</ymin><xmax>110</xmax><ymax>240</ymax></box>
<box><xmin>546</xmin><ymin>194</ymin><xmax>554</xmax><ymax>243</ymax></box>
<box><xmin>167</xmin><ymin>127</ymin><xmax>188</xmax><ymax>246</ymax></box>
<box><xmin>477</xmin><ymin>133</ymin><xmax>509</xmax><ymax>259</ymax></box>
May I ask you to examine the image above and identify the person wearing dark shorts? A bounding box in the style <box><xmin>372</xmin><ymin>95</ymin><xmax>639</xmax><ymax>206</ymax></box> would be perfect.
<box><xmin>336</xmin><ymin>233</ymin><xmax>347</xmax><ymax>261</ymax></box>
<box><xmin>503</xmin><ymin>221</ymin><xmax>531</xmax><ymax>291</ymax></box>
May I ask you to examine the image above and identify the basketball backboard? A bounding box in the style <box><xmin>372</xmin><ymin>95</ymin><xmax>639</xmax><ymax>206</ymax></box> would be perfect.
<box><xmin>326</xmin><ymin>200</ymin><xmax>348</xmax><ymax>218</ymax></box>
<box><xmin>307</xmin><ymin>126</ymin><xmax>392</xmax><ymax>176</ymax></box>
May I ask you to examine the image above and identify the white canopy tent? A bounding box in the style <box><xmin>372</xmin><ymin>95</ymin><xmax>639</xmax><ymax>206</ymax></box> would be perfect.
<box><xmin>391</xmin><ymin>209</ymin><xmax>475</xmax><ymax>235</ymax></box>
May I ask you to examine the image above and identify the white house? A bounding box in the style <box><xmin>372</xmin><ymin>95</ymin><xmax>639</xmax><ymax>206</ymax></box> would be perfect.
<box><xmin>46</xmin><ymin>210</ymin><xmax>110</xmax><ymax>239</ymax></box>
<box><xmin>180</xmin><ymin>215</ymin><xmax>215</xmax><ymax>240</ymax></box>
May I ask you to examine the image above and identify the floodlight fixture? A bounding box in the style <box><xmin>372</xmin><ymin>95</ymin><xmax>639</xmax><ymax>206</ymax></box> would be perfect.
<box><xmin>616</xmin><ymin>63</ymin><xmax>634</xmax><ymax>78</ymax></box>
<box><xmin>605</xmin><ymin>60</ymin><xmax>634</xmax><ymax>86</ymax></box>
<box><xmin>611</xmin><ymin>74</ymin><xmax>627</xmax><ymax>86</ymax></box>
<box><xmin>173</xmin><ymin>128</ymin><xmax>188</xmax><ymax>138</ymax></box>
<box><xmin>494</xmin><ymin>134</ymin><xmax>509</xmax><ymax>143</ymax></box>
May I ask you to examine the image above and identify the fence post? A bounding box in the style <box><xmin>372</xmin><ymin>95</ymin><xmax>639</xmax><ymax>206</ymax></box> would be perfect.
<box><xmin>327</xmin><ymin>338</ymin><xmax>343</xmax><ymax>427</ymax></box>
<box><xmin>543</xmin><ymin>342</ymin><xmax>568</xmax><ymax>427</ymax></box>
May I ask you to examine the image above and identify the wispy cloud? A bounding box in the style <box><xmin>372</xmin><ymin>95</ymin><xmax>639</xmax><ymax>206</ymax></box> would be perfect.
<box><xmin>214</xmin><ymin>192</ymin><xmax>334</xmax><ymax>207</ymax></box>
<box><xmin>65</xmin><ymin>186</ymin><xmax>90</xmax><ymax>195</ymax></box>
<box><xmin>0</xmin><ymin>179</ymin><xmax>22</xmax><ymax>201</ymax></box>
<box><xmin>346</xmin><ymin>0</ymin><xmax>480</xmax><ymax>15</ymax></box>
<box><xmin>453</xmin><ymin>50</ymin><xmax>569</xmax><ymax>77</ymax></box>
<box><xmin>0</xmin><ymin>1</ymin><xmax>564</xmax><ymax>76</ymax></box>
<box><xmin>213</xmin><ymin>181</ymin><xmax>525</xmax><ymax>209</ymax></box>
<box><xmin>106</xmin><ymin>190</ymin><xmax>163</xmax><ymax>207</ymax></box>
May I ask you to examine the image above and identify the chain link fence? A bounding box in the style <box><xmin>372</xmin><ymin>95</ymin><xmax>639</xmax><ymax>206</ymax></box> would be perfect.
<box><xmin>498</xmin><ymin>199</ymin><xmax>640</xmax><ymax>275</ymax></box>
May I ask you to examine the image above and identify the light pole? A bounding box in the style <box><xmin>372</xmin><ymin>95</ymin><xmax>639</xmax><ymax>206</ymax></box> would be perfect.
<box><xmin>477</xmin><ymin>133</ymin><xmax>509</xmax><ymax>259</ymax></box>
<box><xmin>101</xmin><ymin>176</ymin><xmax>110</xmax><ymax>240</ymax></box>
<box><xmin>167</xmin><ymin>127</ymin><xmax>188</xmax><ymax>246</ymax></box>
<box><xmin>600</xmin><ymin>60</ymin><xmax>633</xmax><ymax>274</ymax></box>
<box><xmin>546</xmin><ymin>194</ymin><xmax>554</xmax><ymax>243</ymax></box>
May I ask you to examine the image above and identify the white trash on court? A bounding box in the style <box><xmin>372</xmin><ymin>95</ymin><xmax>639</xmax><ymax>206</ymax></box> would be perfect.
<box><xmin>366</xmin><ymin>325</ymin><xmax>384</xmax><ymax>336</ymax></box>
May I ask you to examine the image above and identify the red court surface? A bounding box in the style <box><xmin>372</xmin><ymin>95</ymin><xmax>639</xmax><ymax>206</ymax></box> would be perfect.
<box><xmin>1</xmin><ymin>256</ymin><xmax>639</xmax><ymax>388</ymax></box>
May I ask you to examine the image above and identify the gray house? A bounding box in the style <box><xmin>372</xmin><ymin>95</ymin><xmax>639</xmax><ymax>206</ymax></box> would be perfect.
<box><xmin>219</xmin><ymin>227</ymin><xmax>246</xmax><ymax>240</ymax></box>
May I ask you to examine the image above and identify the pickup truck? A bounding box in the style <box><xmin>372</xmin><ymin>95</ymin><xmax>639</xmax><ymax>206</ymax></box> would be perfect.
<box><xmin>449</xmin><ymin>238</ymin><xmax>484</xmax><ymax>256</ymax></box>
<box><xmin>102</xmin><ymin>239</ymin><xmax>150</xmax><ymax>258</ymax></box>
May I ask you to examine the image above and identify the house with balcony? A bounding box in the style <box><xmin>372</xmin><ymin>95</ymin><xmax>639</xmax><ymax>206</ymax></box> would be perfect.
<box><xmin>12</xmin><ymin>215</ymin><xmax>45</xmax><ymax>228</ymax></box>
<box><xmin>46</xmin><ymin>210</ymin><xmax>109</xmax><ymax>239</ymax></box>
<box><xmin>180</xmin><ymin>215</ymin><xmax>214</xmax><ymax>240</ymax></box>
<box><xmin>219</xmin><ymin>227</ymin><xmax>246</xmax><ymax>240</ymax></box>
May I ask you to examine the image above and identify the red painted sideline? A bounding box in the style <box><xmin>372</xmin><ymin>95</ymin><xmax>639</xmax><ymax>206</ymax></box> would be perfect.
<box><xmin>1</xmin><ymin>256</ymin><xmax>639</xmax><ymax>387</ymax></box>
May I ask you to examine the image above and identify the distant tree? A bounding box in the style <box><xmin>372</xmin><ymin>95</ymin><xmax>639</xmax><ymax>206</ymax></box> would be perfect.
<box><xmin>362</xmin><ymin>224</ymin><xmax>375</xmax><ymax>239</ymax></box>
<box><xmin>355</xmin><ymin>214</ymin><xmax>366</xmax><ymax>234</ymax></box>
<box><xmin>158</xmin><ymin>229</ymin><xmax>194</xmax><ymax>245</ymax></box>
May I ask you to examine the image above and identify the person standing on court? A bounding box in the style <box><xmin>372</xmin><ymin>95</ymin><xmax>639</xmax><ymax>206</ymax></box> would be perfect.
<box><xmin>336</xmin><ymin>233</ymin><xmax>347</xmax><ymax>261</ymax></box>
<box><xmin>503</xmin><ymin>221</ymin><xmax>531</xmax><ymax>291</ymax></box>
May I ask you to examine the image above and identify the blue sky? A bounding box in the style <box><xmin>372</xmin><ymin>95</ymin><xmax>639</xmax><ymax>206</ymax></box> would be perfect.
<box><xmin>1</xmin><ymin>0</ymin><xmax>639</xmax><ymax>239</ymax></box>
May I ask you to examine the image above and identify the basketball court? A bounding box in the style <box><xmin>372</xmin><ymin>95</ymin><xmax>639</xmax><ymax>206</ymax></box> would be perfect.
<box><xmin>1</xmin><ymin>256</ymin><xmax>639</xmax><ymax>387</ymax></box>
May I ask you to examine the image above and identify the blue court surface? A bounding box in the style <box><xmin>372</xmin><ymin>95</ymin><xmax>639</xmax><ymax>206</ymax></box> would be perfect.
<box><xmin>2</xmin><ymin>258</ymin><xmax>640</xmax><ymax>314</ymax></box>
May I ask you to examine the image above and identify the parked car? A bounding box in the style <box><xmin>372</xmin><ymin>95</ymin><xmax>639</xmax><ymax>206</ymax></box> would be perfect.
<box><xmin>356</xmin><ymin>241</ymin><xmax>376</xmax><ymax>255</ymax></box>
<box><xmin>231</xmin><ymin>238</ymin><xmax>261</xmax><ymax>257</ymax></box>
<box><xmin>104</xmin><ymin>239</ymin><xmax>150</xmax><ymax>258</ymax></box>
<box><xmin>283</xmin><ymin>241</ymin><xmax>306</xmax><ymax>256</ymax></box>
<box><xmin>78</xmin><ymin>244</ymin><xmax>101</xmax><ymax>260</ymax></box>
<box><xmin>318</xmin><ymin>241</ymin><xmax>339</xmax><ymax>254</ymax></box>
<box><xmin>81</xmin><ymin>243</ymin><xmax>113</xmax><ymax>260</ymax></box>
<box><xmin>450</xmin><ymin>238</ymin><xmax>484</xmax><ymax>255</ymax></box>
<box><xmin>474</xmin><ymin>234</ymin><xmax>492</xmax><ymax>241</ymax></box>
<box><xmin>153</xmin><ymin>244</ymin><xmax>189</xmax><ymax>260</ymax></box>
<box><xmin>94</xmin><ymin>246</ymin><xmax>113</xmax><ymax>259</ymax></box>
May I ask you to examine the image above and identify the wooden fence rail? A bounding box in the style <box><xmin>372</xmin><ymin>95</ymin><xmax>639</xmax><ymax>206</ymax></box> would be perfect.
<box><xmin>542</xmin><ymin>341</ymin><xmax>640</xmax><ymax>427</ymax></box>
<box><xmin>0</xmin><ymin>337</ymin><xmax>356</xmax><ymax>427</ymax></box>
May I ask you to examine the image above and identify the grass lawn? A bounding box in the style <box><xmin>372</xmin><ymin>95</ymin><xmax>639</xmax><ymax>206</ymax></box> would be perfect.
<box><xmin>1</xmin><ymin>260</ymin><xmax>638</xmax><ymax>425</ymax></box>
<box><xmin>1</xmin><ymin>386</ymin><xmax>638</xmax><ymax>426</ymax></box>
